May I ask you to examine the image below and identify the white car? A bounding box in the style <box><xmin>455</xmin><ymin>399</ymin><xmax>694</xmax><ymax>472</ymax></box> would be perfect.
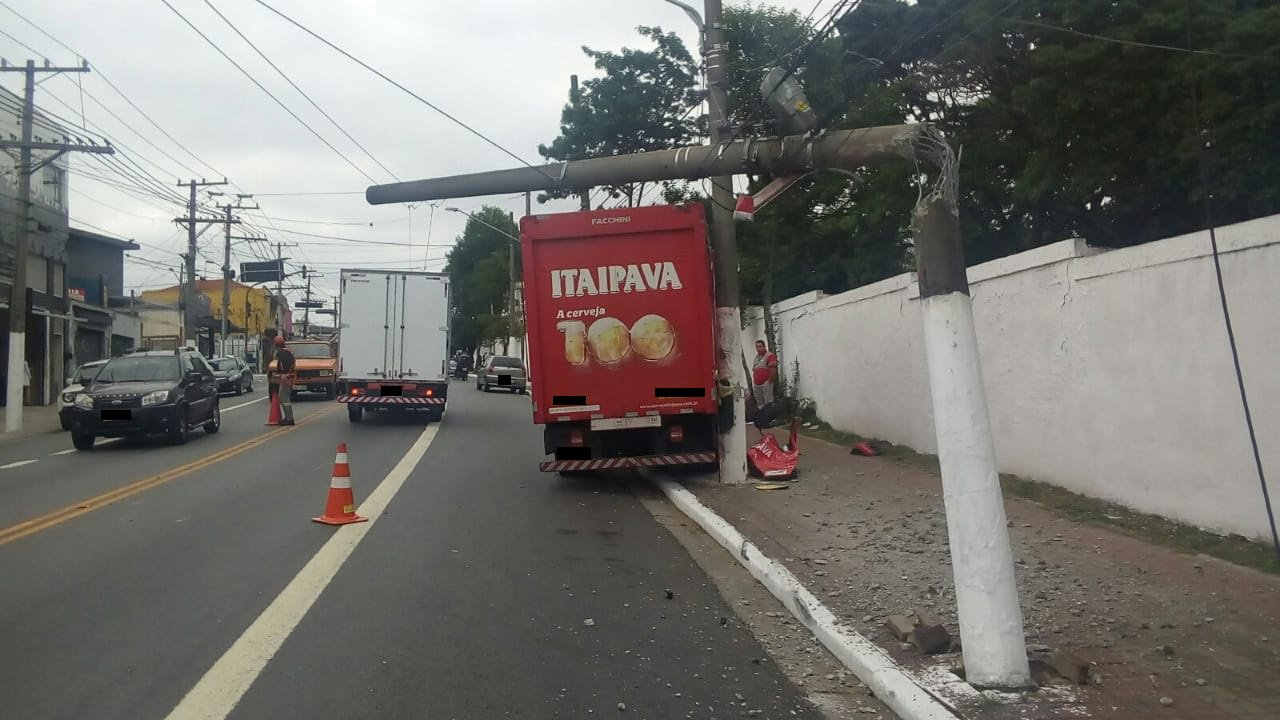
<box><xmin>59</xmin><ymin>360</ymin><xmax>108</xmax><ymax>431</ymax></box>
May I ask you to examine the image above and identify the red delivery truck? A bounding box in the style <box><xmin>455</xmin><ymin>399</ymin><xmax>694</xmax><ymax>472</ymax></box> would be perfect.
<box><xmin>521</xmin><ymin>204</ymin><xmax>720</xmax><ymax>473</ymax></box>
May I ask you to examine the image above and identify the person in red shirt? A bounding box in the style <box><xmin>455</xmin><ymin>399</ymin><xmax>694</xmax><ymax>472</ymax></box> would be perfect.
<box><xmin>751</xmin><ymin>340</ymin><xmax>779</xmax><ymax>407</ymax></box>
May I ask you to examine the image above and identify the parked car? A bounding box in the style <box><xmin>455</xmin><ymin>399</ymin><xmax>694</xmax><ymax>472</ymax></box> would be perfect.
<box><xmin>210</xmin><ymin>356</ymin><xmax>254</xmax><ymax>395</ymax></box>
<box><xmin>58</xmin><ymin>359</ymin><xmax>108</xmax><ymax>431</ymax></box>
<box><xmin>64</xmin><ymin>349</ymin><xmax>221</xmax><ymax>451</ymax></box>
<box><xmin>268</xmin><ymin>339</ymin><xmax>337</xmax><ymax>399</ymax></box>
<box><xmin>477</xmin><ymin>355</ymin><xmax>527</xmax><ymax>393</ymax></box>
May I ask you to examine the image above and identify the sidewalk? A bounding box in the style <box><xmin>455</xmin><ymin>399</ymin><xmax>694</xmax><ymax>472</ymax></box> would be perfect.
<box><xmin>0</xmin><ymin>404</ymin><xmax>64</xmax><ymax>444</ymax></box>
<box><xmin>680</xmin><ymin>432</ymin><xmax>1280</xmax><ymax>719</ymax></box>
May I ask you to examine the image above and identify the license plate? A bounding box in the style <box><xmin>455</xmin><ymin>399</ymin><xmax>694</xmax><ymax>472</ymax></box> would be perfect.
<box><xmin>102</xmin><ymin>409</ymin><xmax>131</xmax><ymax>422</ymax></box>
<box><xmin>591</xmin><ymin>416</ymin><xmax>661</xmax><ymax>431</ymax></box>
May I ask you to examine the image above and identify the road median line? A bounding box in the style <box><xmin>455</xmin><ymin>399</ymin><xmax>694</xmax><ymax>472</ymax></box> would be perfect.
<box><xmin>164</xmin><ymin>421</ymin><xmax>441</xmax><ymax>720</ymax></box>
<box><xmin>0</xmin><ymin>405</ymin><xmax>337</xmax><ymax>546</ymax></box>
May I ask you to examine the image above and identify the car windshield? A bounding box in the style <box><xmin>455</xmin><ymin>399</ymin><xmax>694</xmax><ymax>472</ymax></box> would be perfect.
<box><xmin>94</xmin><ymin>356</ymin><xmax>181</xmax><ymax>383</ymax></box>
<box><xmin>288</xmin><ymin>343</ymin><xmax>332</xmax><ymax>359</ymax></box>
<box><xmin>211</xmin><ymin>358</ymin><xmax>239</xmax><ymax>371</ymax></box>
<box><xmin>72</xmin><ymin>364</ymin><xmax>104</xmax><ymax>384</ymax></box>
<box><xmin>492</xmin><ymin>357</ymin><xmax>523</xmax><ymax>369</ymax></box>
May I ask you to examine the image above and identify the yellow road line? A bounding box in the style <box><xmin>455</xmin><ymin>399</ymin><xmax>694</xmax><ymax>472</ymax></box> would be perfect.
<box><xmin>0</xmin><ymin>405</ymin><xmax>337</xmax><ymax>547</ymax></box>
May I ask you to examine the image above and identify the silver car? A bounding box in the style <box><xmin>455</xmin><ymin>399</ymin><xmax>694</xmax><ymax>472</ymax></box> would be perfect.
<box><xmin>477</xmin><ymin>355</ymin><xmax>527</xmax><ymax>394</ymax></box>
<box><xmin>59</xmin><ymin>360</ymin><xmax>108</xmax><ymax>430</ymax></box>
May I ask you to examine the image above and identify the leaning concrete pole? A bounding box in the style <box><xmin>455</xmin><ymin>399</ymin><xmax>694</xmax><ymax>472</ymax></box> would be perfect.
<box><xmin>912</xmin><ymin>135</ymin><xmax>1031</xmax><ymax>689</ymax></box>
<box><xmin>366</xmin><ymin>123</ymin><xmax>1030</xmax><ymax>688</ymax></box>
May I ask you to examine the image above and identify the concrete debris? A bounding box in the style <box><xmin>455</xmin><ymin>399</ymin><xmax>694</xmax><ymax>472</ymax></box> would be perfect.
<box><xmin>885</xmin><ymin>614</ymin><xmax>917</xmax><ymax>641</ymax></box>
<box><xmin>583</xmin><ymin>618</ymin><xmax>596</xmax><ymax>627</ymax></box>
<box><xmin>1159</xmin><ymin>696</ymin><xmax>1175</xmax><ymax>707</ymax></box>
<box><xmin>909</xmin><ymin>624</ymin><xmax>952</xmax><ymax>655</ymax></box>
<box><xmin>1047</xmin><ymin>649</ymin><xmax>1092</xmax><ymax>685</ymax></box>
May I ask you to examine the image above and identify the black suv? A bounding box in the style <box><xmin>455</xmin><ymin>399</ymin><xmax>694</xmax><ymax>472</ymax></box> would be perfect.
<box><xmin>65</xmin><ymin>349</ymin><xmax>221</xmax><ymax>450</ymax></box>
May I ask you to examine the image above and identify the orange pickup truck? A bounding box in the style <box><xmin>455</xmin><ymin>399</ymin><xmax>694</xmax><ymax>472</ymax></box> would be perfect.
<box><xmin>267</xmin><ymin>339</ymin><xmax>338</xmax><ymax>399</ymax></box>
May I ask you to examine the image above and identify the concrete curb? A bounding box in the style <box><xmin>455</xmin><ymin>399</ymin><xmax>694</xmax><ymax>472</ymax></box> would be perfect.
<box><xmin>653</xmin><ymin>477</ymin><xmax>960</xmax><ymax>720</ymax></box>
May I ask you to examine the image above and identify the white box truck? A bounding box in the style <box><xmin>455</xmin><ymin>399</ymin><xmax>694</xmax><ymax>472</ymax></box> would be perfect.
<box><xmin>335</xmin><ymin>269</ymin><xmax>450</xmax><ymax>423</ymax></box>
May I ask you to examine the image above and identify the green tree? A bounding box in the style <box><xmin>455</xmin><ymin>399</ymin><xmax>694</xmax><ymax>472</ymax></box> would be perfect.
<box><xmin>538</xmin><ymin>26</ymin><xmax>703</xmax><ymax>206</ymax></box>
<box><xmin>835</xmin><ymin>0</ymin><xmax>1280</xmax><ymax>259</ymax></box>
<box><xmin>443</xmin><ymin>207</ymin><xmax>520</xmax><ymax>354</ymax></box>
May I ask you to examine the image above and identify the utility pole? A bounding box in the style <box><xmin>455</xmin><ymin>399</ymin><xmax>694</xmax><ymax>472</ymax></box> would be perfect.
<box><xmin>302</xmin><ymin>265</ymin><xmax>311</xmax><ymax>338</ymax></box>
<box><xmin>0</xmin><ymin>59</ymin><xmax>113</xmax><ymax>432</ymax></box>
<box><xmin>297</xmin><ymin>266</ymin><xmax>323</xmax><ymax>338</ymax></box>
<box><xmin>507</xmin><ymin>212</ymin><xmax>518</xmax><ymax>355</ymax></box>
<box><xmin>570</xmin><ymin>75</ymin><xmax>590</xmax><ymax>211</ymax></box>
<box><xmin>176</xmin><ymin>178</ymin><xmax>229</xmax><ymax>349</ymax></box>
<box><xmin>701</xmin><ymin>0</ymin><xmax>748</xmax><ymax>484</ymax></box>
<box><xmin>211</xmin><ymin>194</ymin><xmax>251</xmax><ymax>356</ymax></box>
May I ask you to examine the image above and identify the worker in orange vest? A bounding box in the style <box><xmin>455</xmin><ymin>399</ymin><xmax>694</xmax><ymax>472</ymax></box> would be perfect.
<box><xmin>273</xmin><ymin>336</ymin><xmax>296</xmax><ymax>426</ymax></box>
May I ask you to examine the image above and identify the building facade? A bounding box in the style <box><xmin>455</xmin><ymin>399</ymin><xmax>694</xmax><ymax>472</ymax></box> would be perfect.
<box><xmin>65</xmin><ymin>227</ymin><xmax>141</xmax><ymax>368</ymax></box>
<box><xmin>1</xmin><ymin>86</ymin><xmax>71</xmax><ymax>406</ymax></box>
<box><xmin>140</xmin><ymin>280</ymin><xmax>286</xmax><ymax>369</ymax></box>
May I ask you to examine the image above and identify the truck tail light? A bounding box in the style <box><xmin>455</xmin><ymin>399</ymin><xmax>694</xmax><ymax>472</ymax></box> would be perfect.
<box><xmin>569</xmin><ymin>430</ymin><xmax>585</xmax><ymax>446</ymax></box>
<box><xmin>669</xmin><ymin>425</ymin><xmax>684</xmax><ymax>442</ymax></box>
<box><xmin>425</xmin><ymin>388</ymin><xmax>434</xmax><ymax>397</ymax></box>
<box><xmin>350</xmin><ymin>387</ymin><xmax>362</xmax><ymax>396</ymax></box>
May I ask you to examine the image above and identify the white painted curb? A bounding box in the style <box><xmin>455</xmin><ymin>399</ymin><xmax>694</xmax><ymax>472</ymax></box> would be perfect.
<box><xmin>654</xmin><ymin>477</ymin><xmax>960</xmax><ymax>720</ymax></box>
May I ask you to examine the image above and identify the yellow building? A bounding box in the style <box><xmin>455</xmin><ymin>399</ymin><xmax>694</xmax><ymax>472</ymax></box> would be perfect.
<box><xmin>141</xmin><ymin>280</ymin><xmax>284</xmax><ymax>365</ymax></box>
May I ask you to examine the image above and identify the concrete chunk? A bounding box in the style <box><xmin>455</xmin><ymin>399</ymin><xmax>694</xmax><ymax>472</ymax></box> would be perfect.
<box><xmin>910</xmin><ymin>624</ymin><xmax>953</xmax><ymax>655</ymax></box>
<box><xmin>885</xmin><ymin>614</ymin><xmax>917</xmax><ymax>641</ymax></box>
<box><xmin>1047</xmin><ymin>649</ymin><xmax>1091</xmax><ymax>685</ymax></box>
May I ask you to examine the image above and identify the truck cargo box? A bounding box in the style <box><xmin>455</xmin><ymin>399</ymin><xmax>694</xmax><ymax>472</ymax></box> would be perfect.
<box><xmin>521</xmin><ymin>205</ymin><xmax>718</xmax><ymax>471</ymax></box>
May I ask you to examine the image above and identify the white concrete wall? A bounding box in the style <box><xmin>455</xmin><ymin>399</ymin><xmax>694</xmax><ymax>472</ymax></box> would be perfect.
<box><xmin>743</xmin><ymin>216</ymin><xmax>1280</xmax><ymax>540</ymax></box>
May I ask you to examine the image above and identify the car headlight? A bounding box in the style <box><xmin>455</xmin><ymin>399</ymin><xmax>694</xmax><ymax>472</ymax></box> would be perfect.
<box><xmin>75</xmin><ymin>394</ymin><xmax>94</xmax><ymax>410</ymax></box>
<box><xmin>141</xmin><ymin>390</ymin><xmax>170</xmax><ymax>407</ymax></box>
<box><xmin>62</xmin><ymin>392</ymin><xmax>76</xmax><ymax>403</ymax></box>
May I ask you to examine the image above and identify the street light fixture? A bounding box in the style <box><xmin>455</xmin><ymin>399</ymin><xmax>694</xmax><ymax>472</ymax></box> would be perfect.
<box><xmin>444</xmin><ymin>207</ymin><xmax>520</xmax><ymax>245</ymax></box>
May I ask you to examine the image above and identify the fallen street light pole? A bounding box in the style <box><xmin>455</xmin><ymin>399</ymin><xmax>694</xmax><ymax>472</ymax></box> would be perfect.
<box><xmin>366</xmin><ymin>125</ymin><xmax>921</xmax><ymax>205</ymax></box>
<box><xmin>366</xmin><ymin>122</ymin><xmax>1032</xmax><ymax>688</ymax></box>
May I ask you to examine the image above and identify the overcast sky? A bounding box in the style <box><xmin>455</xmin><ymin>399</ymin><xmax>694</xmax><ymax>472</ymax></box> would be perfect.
<box><xmin>0</xmin><ymin>0</ymin><xmax>819</xmax><ymax>306</ymax></box>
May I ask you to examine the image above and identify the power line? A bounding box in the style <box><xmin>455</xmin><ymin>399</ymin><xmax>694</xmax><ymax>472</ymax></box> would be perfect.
<box><xmin>854</xmin><ymin>0</ymin><xmax>1273</xmax><ymax>60</ymax></box>
<box><xmin>0</xmin><ymin>0</ymin><xmax>228</xmax><ymax>181</ymax></box>
<box><xmin>2</xmin><ymin>88</ymin><xmax>191</xmax><ymax>205</ymax></box>
<box><xmin>1182</xmin><ymin>1</ymin><xmax>1279</xmax><ymax>567</ymax></box>
<box><xmin>70</xmin><ymin>186</ymin><xmax>171</xmax><ymax>220</ymax></box>
<box><xmin>0</xmin><ymin>25</ymin><xmax>44</xmax><ymax>58</ymax></box>
<box><xmin>202</xmin><ymin>0</ymin><xmax>400</xmax><ymax>182</ymax></box>
<box><xmin>158</xmin><ymin>0</ymin><xmax>380</xmax><ymax>184</ymax></box>
<box><xmin>50</xmin><ymin>80</ymin><xmax>207</xmax><ymax>178</ymax></box>
<box><xmin>242</xmin><ymin>211</ymin><xmax>377</xmax><ymax>227</ymax></box>
<box><xmin>251</xmin><ymin>224</ymin><xmax>421</xmax><ymax>247</ymax></box>
<box><xmin>252</xmin><ymin>190</ymin><xmax>364</xmax><ymax>197</ymax></box>
<box><xmin>253</xmin><ymin>0</ymin><xmax>555</xmax><ymax>181</ymax></box>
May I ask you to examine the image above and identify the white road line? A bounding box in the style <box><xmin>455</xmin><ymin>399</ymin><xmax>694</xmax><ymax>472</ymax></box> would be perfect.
<box><xmin>223</xmin><ymin>396</ymin><xmax>268</xmax><ymax>412</ymax></box>
<box><xmin>164</xmin><ymin>422</ymin><xmax>441</xmax><ymax>720</ymax></box>
<box><xmin>49</xmin><ymin>438</ymin><xmax>122</xmax><ymax>456</ymax></box>
<box><xmin>0</xmin><ymin>459</ymin><xmax>38</xmax><ymax>469</ymax></box>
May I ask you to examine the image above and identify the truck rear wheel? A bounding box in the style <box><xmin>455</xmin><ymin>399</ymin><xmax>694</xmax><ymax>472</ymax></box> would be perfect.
<box><xmin>347</xmin><ymin>405</ymin><xmax>363</xmax><ymax>423</ymax></box>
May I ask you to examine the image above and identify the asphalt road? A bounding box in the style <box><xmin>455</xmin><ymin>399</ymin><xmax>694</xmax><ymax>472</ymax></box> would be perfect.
<box><xmin>0</xmin><ymin>384</ymin><xmax>825</xmax><ymax>719</ymax></box>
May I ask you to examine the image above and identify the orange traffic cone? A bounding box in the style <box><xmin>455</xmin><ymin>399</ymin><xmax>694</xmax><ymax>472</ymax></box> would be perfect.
<box><xmin>265</xmin><ymin>385</ymin><xmax>282</xmax><ymax>426</ymax></box>
<box><xmin>312</xmin><ymin>443</ymin><xmax>368</xmax><ymax>526</ymax></box>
